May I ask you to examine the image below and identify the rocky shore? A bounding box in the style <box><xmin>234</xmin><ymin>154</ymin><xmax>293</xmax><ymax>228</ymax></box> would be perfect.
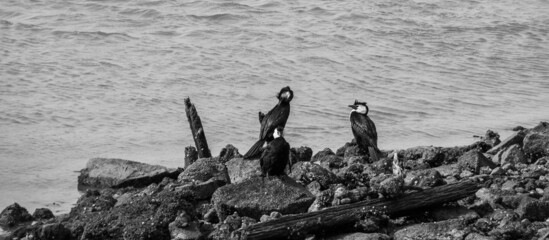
<box><xmin>1</xmin><ymin>121</ymin><xmax>549</xmax><ymax>240</ymax></box>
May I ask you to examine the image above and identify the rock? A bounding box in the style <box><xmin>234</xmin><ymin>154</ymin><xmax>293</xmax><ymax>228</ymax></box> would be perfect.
<box><xmin>501</xmin><ymin>180</ymin><xmax>518</xmax><ymax>192</ymax></box>
<box><xmin>403</xmin><ymin>159</ymin><xmax>430</xmax><ymax>171</ymax></box>
<box><xmin>175</xmin><ymin>178</ymin><xmax>227</xmax><ymax>200</ymax></box>
<box><xmin>169</xmin><ymin>221</ymin><xmax>202</xmax><ymax>240</ymax></box>
<box><xmin>487</xmin><ymin>130</ymin><xmax>527</xmax><ymax>155</ymax></box>
<box><xmin>458</xmin><ymin>150</ymin><xmax>496</xmax><ymax>174</ymax></box>
<box><xmin>516</xmin><ymin>199</ymin><xmax>549</xmax><ymax>221</ymax></box>
<box><xmin>326</xmin><ymin>232</ymin><xmax>391</xmax><ymax>240</ymax></box>
<box><xmin>32</xmin><ymin>208</ymin><xmax>54</xmax><ymax>220</ymax></box>
<box><xmin>64</xmin><ymin>187</ymin><xmax>195</xmax><ymax>240</ymax></box>
<box><xmin>218</xmin><ymin>144</ymin><xmax>242</xmax><ymax>163</ymax></box>
<box><xmin>291</xmin><ymin>146</ymin><xmax>313</xmax><ymax>163</ymax></box>
<box><xmin>337</xmin><ymin>163</ymin><xmax>369</xmax><ymax>189</ymax></box>
<box><xmin>211</xmin><ymin>175</ymin><xmax>315</xmax><ymax>221</ymax></box>
<box><xmin>490</xmin><ymin>167</ymin><xmax>505</xmax><ymax>176</ymax></box>
<box><xmin>308</xmin><ymin>190</ymin><xmax>334</xmax><ymax>212</ymax></box>
<box><xmin>432</xmin><ymin>163</ymin><xmax>461</xmax><ymax>178</ymax></box>
<box><xmin>78</xmin><ymin>158</ymin><xmax>182</xmax><ymax>188</ymax></box>
<box><xmin>398</xmin><ymin>146</ymin><xmax>445</xmax><ymax>167</ymax></box>
<box><xmin>343</xmin><ymin>145</ymin><xmax>364</xmax><ymax>159</ymax></box>
<box><xmin>178</xmin><ymin>157</ymin><xmax>229</xmax><ymax>183</ymax></box>
<box><xmin>464</xmin><ymin>233</ymin><xmax>497</xmax><ymax>240</ymax></box>
<box><xmin>204</xmin><ymin>208</ymin><xmax>219</xmax><ymax>224</ymax></box>
<box><xmin>0</xmin><ymin>203</ymin><xmax>33</xmax><ymax>227</ymax></box>
<box><xmin>289</xmin><ymin>161</ymin><xmax>340</xmax><ymax>189</ymax></box>
<box><xmin>405</xmin><ymin>169</ymin><xmax>444</xmax><ymax>188</ymax></box>
<box><xmin>393</xmin><ymin>219</ymin><xmax>468</xmax><ymax>240</ymax></box>
<box><xmin>484</xmin><ymin>130</ymin><xmax>501</xmax><ymax>148</ymax></box>
<box><xmin>523</xmin><ymin>122</ymin><xmax>549</xmax><ymax>161</ymax></box>
<box><xmin>38</xmin><ymin>223</ymin><xmax>72</xmax><ymax>240</ymax></box>
<box><xmin>185</xmin><ymin>146</ymin><xmax>198</xmax><ymax>167</ymax></box>
<box><xmin>499</xmin><ymin>144</ymin><xmax>527</xmax><ymax>165</ymax></box>
<box><xmin>430</xmin><ymin>206</ymin><xmax>480</xmax><ymax>221</ymax></box>
<box><xmin>225</xmin><ymin>157</ymin><xmax>262</xmax><ymax>184</ymax></box>
<box><xmin>370</xmin><ymin>174</ymin><xmax>404</xmax><ymax>198</ymax></box>
<box><xmin>312</xmin><ymin>148</ymin><xmax>336</xmax><ymax>162</ymax></box>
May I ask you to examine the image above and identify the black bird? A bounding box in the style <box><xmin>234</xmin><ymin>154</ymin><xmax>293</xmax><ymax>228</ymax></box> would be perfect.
<box><xmin>349</xmin><ymin>100</ymin><xmax>381</xmax><ymax>161</ymax></box>
<box><xmin>243</xmin><ymin>86</ymin><xmax>293</xmax><ymax>159</ymax></box>
<box><xmin>260</xmin><ymin>126</ymin><xmax>290</xmax><ymax>176</ymax></box>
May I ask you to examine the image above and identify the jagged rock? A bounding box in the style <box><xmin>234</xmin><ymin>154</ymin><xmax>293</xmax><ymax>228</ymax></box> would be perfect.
<box><xmin>307</xmin><ymin>181</ymin><xmax>322</xmax><ymax>196</ymax></box>
<box><xmin>312</xmin><ymin>148</ymin><xmax>346</xmax><ymax>169</ymax></box>
<box><xmin>403</xmin><ymin>159</ymin><xmax>430</xmax><ymax>170</ymax></box>
<box><xmin>336</xmin><ymin>141</ymin><xmax>355</xmax><ymax>157</ymax></box>
<box><xmin>0</xmin><ymin>203</ymin><xmax>33</xmax><ymax>227</ymax></box>
<box><xmin>405</xmin><ymin>169</ymin><xmax>444</xmax><ymax>188</ymax></box>
<box><xmin>78</xmin><ymin>158</ymin><xmax>182</xmax><ymax>188</ymax></box>
<box><xmin>38</xmin><ymin>223</ymin><xmax>72</xmax><ymax>240</ymax></box>
<box><xmin>523</xmin><ymin>122</ymin><xmax>549</xmax><ymax>161</ymax></box>
<box><xmin>211</xmin><ymin>175</ymin><xmax>315</xmax><ymax>221</ymax></box>
<box><xmin>393</xmin><ymin>219</ymin><xmax>469</xmax><ymax>240</ymax></box>
<box><xmin>458</xmin><ymin>150</ymin><xmax>496</xmax><ymax>174</ymax></box>
<box><xmin>64</xmin><ymin>187</ymin><xmax>195</xmax><ymax>240</ymax></box>
<box><xmin>326</xmin><ymin>233</ymin><xmax>390</xmax><ymax>240</ymax></box>
<box><xmin>432</xmin><ymin>163</ymin><xmax>461</xmax><ymax>178</ymax></box>
<box><xmin>370</xmin><ymin>174</ymin><xmax>404</xmax><ymax>198</ymax></box>
<box><xmin>475</xmin><ymin>188</ymin><xmax>502</xmax><ymax>209</ymax></box>
<box><xmin>291</xmin><ymin>146</ymin><xmax>313</xmax><ymax>163</ymax></box>
<box><xmin>308</xmin><ymin>190</ymin><xmax>334</xmax><ymax>212</ymax></box>
<box><xmin>313</xmin><ymin>148</ymin><xmax>336</xmax><ymax>162</ymax></box>
<box><xmin>343</xmin><ymin>145</ymin><xmax>364</xmax><ymax>159</ymax></box>
<box><xmin>487</xmin><ymin>130</ymin><xmax>527</xmax><ymax>155</ymax></box>
<box><xmin>289</xmin><ymin>161</ymin><xmax>340</xmax><ymax>189</ymax></box>
<box><xmin>32</xmin><ymin>208</ymin><xmax>54</xmax><ymax>220</ymax></box>
<box><xmin>178</xmin><ymin>157</ymin><xmax>229</xmax><ymax>183</ymax></box>
<box><xmin>169</xmin><ymin>221</ymin><xmax>202</xmax><ymax>240</ymax></box>
<box><xmin>501</xmin><ymin>180</ymin><xmax>518</xmax><ymax>192</ymax></box>
<box><xmin>498</xmin><ymin>144</ymin><xmax>527</xmax><ymax>165</ymax></box>
<box><xmin>483</xmin><ymin>130</ymin><xmax>501</xmax><ymax>147</ymax></box>
<box><xmin>516</xmin><ymin>198</ymin><xmax>549</xmax><ymax>221</ymax></box>
<box><xmin>219</xmin><ymin>144</ymin><xmax>242</xmax><ymax>163</ymax></box>
<box><xmin>336</xmin><ymin>163</ymin><xmax>369</xmax><ymax>189</ymax></box>
<box><xmin>175</xmin><ymin>178</ymin><xmax>227</xmax><ymax>200</ymax></box>
<box><xmin>225</xmin><ymin>157</ymin><xmax>262</xmax><ymax>184</ymax></box>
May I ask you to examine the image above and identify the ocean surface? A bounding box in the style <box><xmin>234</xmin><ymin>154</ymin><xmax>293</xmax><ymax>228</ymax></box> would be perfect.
<box><xmin>1</xmin><ymin>0</ymin><xmax>548</xmax><ymax>217</ymax></box>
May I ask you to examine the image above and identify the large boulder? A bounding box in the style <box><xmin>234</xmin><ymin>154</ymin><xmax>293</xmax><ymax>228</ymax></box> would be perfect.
<box><xmin>78</xmin><ymin>158</ymin><xmax>181</xmax><ymax>188</ymax></box>
<box><xmin>523</xmin><ymin>122</ymin><xmax>549</xmax><ymax>161</ymax></box>
<box><xmin>178</xmin><ymin>158</ymin><xmax>229</xmax><ymax>184</ymax></box>
<box><xmin>0</xmin><ymin>203</ymin><xmax>33</xmax><ymax>227</ymax></box>
<box><xmin>225</xmin><ymin>158</ymin><xmax>262</xmax><ymax>184</ymax></box>
<box><xmin>211</xmin><ymin>175</ymin><xmax>315</xmax><ymax>221</ymax></box>
<box><xmin>487</xmin><ymin>130</ymin><xmax>527</xmax><ymax>155</ymax></box>
<box><xmin>497</xmin><ymin>144</ymin><xmax>527</xmax><ymax>165</ymax></box>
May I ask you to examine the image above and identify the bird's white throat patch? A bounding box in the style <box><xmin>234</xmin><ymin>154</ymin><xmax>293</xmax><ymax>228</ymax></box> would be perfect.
<box><xmin>273</xmin><ymin>128</ymin><xmax>282</xmax><ymax>138</ymax></box>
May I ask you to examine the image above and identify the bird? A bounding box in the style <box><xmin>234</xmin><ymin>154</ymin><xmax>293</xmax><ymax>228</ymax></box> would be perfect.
<box><xmin>243</xmin><ymin>86</ymin><xmax>293</xmax><ymax>159</ymax></box>
<box><xmin>259</xmin><ymin>126</ymin><xmax>290</xmax><ymax>176</ymax></box>
<box><xmin>349</xmin><ymin>100</ymin><xmax>381</xmax><ymax>161</ymax></box>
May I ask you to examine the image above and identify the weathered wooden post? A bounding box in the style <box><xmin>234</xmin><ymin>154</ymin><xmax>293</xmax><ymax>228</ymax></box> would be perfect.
<box><xmin>184</xmin><ymin>97</ymin><xmax>212</xmax><ymax>159</ymax></box>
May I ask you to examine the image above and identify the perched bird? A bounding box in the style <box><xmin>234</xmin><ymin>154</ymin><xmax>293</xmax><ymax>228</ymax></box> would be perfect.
<box><xmin>243</xmin><ymin>86</ymin><xmax>293</xmax><ymax>159</ymax></box>
<box><xmin>259</xmin><ymin>126</ymin><xmax>290</xmax><ymax>176</ymax></box>
<box><xmin>349</xmin><ymin>100</ymin><xmax>381</xmax><ymax>161</ymax></box>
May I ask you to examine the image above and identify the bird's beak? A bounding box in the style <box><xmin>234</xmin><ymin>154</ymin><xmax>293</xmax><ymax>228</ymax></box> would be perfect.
<box><xmin>348</xmin><ymin>105</ymin><xmax>357</xmax><ymax>109</ymax></box>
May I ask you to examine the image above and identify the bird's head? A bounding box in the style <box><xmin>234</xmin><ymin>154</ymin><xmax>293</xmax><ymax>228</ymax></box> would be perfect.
<box><xmin>277</xmin><ymin>86</ymin><xmax>293</xmax><ymax>103</ymax></box>
<box><xmin>348</xmin><ymin>100</ymin><xmax>369</xmax><ymax>115</ymax></box>
<box><xmin>273</xmin><ymin>126</ymin><xmax>284</xmax><ymax>139</ymax></box>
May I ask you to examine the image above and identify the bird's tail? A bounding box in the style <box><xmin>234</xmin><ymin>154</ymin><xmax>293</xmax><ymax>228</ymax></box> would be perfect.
<box><xmin>243</xmin><ymin>139</ymin><xmax>265</xmax><ymax>159</ymax></box>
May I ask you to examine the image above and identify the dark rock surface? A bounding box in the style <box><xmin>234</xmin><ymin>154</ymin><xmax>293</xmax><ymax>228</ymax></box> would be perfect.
<box><xmin>32</xmin><ymin>208</ymin><xmax>54</xmax><ymax>220</ymax></box>
<box><xmin>178</xmin><ymin>157</ymin><xmax>229</xmax><ymax>183</ymax></box>
<box><xmin>78</xmin><ymin>158</ymin><xmax>181</xmax><ymax>188</ymax></box>
<box><xmin>458</xmin><ymin>149</ymin><xmax>496</xmax><ymax>174</ymax></box>
<box><xmin>0</xmin><ymin>203</ymin><xmax>33</xmax><ymax>227</ymax></box>
<box><xmin>289</xmin><ymin>161</ymin><xmax>341</xmax><ymax>189</ymax></box>
<box><xmin>218</xmin><ymin>144</ymin><xmax>242</xmax><ymax>163</ymax></box>
<box><xmin>225</xmin><ymin>157</ymin><xmax>262</xmax><ymax>184</ymax></box>
<box><xmin>523</xmin><ymin>122</ymin><xmax>549</xmax><ymax>161</ymax></box>
<box><xmin>211</xmin><ymin>175</ymin><xmax>315</xmax><ymax>221</ymax></box>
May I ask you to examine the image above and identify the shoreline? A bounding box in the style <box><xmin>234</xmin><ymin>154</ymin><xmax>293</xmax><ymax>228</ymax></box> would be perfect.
<box><xmin>1</xmin><ymin>121</ymin><xmax>548</xmax><ymax>239</ymax></box>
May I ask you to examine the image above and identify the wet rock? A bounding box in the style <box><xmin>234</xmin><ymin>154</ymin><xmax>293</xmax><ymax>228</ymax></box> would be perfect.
<box><xmin>458</xmin><ymin>150</ymin><xmax>496</xmax><ymax>174</ymax></box>
<box><xmin>169</xmin><ymin>221</ymin><xmax>202</xmax><ymax>240</ymax></box>
<box><xmin>218</xmin><ymin>144</ymin><xmax>242</xmax><ymax>163</ymax></box>
<box><xmin>78</xmin><ymin>158</ymin><xmax>182</xmax><ymax>188</ymax></box>
<box><xmin>325</xmin><ymin>232</ymin><xmax>390</xmax><ymax>240</ymax></box>
<box><xmin>393</xmin><ymin>219</ymin><xmax>468</xmax><ymax>240</ymax></box>
<box><xmin>64</xmin><ymin>187</ymin><xmax>195</xmax><ymax>240</ymax></box>
<box><xmin>0</xmin><ymin>203</ymin><xmax>33</xmax><ymax>227</ymax></box>
<box><xmin>523</xmin><ymin>122</ymin><xmax>549</xmax><ymax>161</ymax></box>
<box><xmin>32</xmin><ymin>208</ymin><xmax>54</xmax><ymax>220</ymax></box>
<box><xmin>405</xmin><ymin>169</ymin><xmax>444</xmax><ymax>188</ymax></box>
<box><xmin>178</xmin><ymin>157</ymin><xmax>229</xmax><ymax>183</ymax></box>
<box><xmin>289</xmin><ymin>161</ymin><xmax>340</xmax><ymax>189</ymax></box>
<box><xmin>487</xmin><ymin>130</ymin><xmax>527</xmax><ymax>155</ymax></box>
<box><xmin>225</xmin><ymin>157</ymin><xmax>262</xmax><ymax>184</ymax></box>
<box><xmin>211</xmin><ymin>175</ymin><xmax>315</xmax><ymax>221</ymax></box>
<box><xmin>291</xmin><ymin>146</ymin><xmax>313</xmax><ymax>163</ymax></box>
<box><xmin>498</xmin><ymin>144</ymin><xmax>527</xmax><ymax>165</ymax></box>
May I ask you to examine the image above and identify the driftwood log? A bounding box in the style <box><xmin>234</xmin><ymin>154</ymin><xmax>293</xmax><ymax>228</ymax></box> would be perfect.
<box><xmin>184</xmin><ymin>97</ymin><xmax>211</xmax><ymax>158</ymax></box>
<box><xmin>240</xmin><ymin>180</ymin><xmax>482</xmax><ymax>240</ymax></box>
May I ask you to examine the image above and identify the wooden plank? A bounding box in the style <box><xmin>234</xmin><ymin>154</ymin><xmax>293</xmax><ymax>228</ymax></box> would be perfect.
<box><xmin>184</xmin><ymin>97</ymin><xmax>211</xmax><ymax>158</ymax></box>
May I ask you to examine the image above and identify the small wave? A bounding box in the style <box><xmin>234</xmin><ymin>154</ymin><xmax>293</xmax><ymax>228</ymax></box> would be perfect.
<box><xmin>119</xmin><ymin>8</ymin><xmax>161</xmax><ymax>18</ymax></box>
<box><xmin>51</xmin><ymin>30</ymin><xmax>136</xmax><ymax>40</ymax></box>
<box><xmin>300</xmin><ymin>56</ymin><xmax>342</xmax><ymax>66</ymax></box>
<box><xmin>188</xmin><ymin>13</ymin><xmax>248</xmax><ymax>22</ymax></box>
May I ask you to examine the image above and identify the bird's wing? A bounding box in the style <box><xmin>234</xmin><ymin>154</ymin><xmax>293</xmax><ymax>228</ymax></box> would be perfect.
<box><xmin>258</xmin><ymin>112</ymin><xmax>265</xmax><ymax>123</ymax></box>
<box><xmin>259</xmin><ymin>104</ymin><xmax>290</xmax><ymax>139</ymax></box>
<box><xmin>351</xmin><ymin>115</ymin><xmax>378</xmax><ymax>148</ymax></box>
